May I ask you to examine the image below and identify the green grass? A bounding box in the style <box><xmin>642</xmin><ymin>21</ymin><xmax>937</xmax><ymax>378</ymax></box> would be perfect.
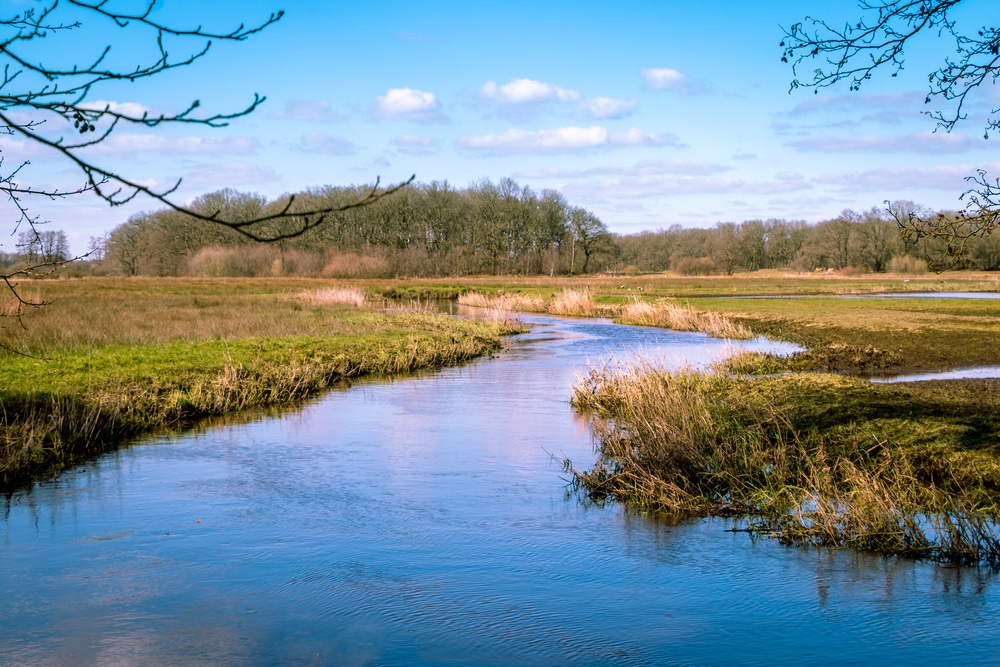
<box><xmin>0</xmin><ymin>277</ymin><xmax>506</xmax><ymax>491</ymax></box>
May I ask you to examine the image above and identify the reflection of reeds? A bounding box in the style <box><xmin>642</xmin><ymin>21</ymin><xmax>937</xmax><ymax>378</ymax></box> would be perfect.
<box><xmin>616</xmin><ymin>297</ymin><xmax>753</xmax><ymax>339</ymax></box>
<box><xmin>455</xmin><ymin>292</ymin><xmax>534</xmax><ymax>334</ymax></box>
<box><xmin>568</xmin><ymin>359</ymin><xmax>1000</xmax><ymax>564</ymax></box>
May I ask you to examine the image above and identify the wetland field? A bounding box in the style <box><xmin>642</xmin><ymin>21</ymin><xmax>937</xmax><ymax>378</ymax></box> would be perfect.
<box><xmin>2</xmin><ymin>270</ymin><xmax>1000</xmax><ymax>663</ymax></box>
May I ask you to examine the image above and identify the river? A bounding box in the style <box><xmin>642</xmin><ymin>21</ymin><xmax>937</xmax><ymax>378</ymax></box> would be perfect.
<box><xmin>2</xmin><ymin>313</ymin><xmax>998</xmax><ymax>666</ymax></box>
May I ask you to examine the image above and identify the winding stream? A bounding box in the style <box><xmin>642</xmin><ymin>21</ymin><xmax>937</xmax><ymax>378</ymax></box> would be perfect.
<box><xmin>3</xmin><ymin>314</ymin><xmax>999</xmax><ymax>666</ymax></box>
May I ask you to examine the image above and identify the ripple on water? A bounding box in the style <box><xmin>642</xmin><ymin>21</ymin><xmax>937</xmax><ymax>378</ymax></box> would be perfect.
<box><xmin>0</xmin><ymin>316</ymin><xmax>997</xmax><ymax>665</ymax></box>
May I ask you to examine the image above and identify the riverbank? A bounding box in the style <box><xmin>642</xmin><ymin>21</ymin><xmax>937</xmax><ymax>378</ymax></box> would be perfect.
<box><xmin>380</xmin><ymin>269</ymin><xmax>1000</xmax><ymax>373</ymax></box>
<box><xmin>507</xmin><ymin>271</ymin><xmax>1000</xmax><ymax>563</ymax></box>
<box><xmin>0</xmin><ymin>278</ymin><xmax>508</xmax><ymax>492</ymax></box>
<box><xmin>568</xmin><ymin>361</ymin><xmax>1000</xmax><ymax>563</ymax></box>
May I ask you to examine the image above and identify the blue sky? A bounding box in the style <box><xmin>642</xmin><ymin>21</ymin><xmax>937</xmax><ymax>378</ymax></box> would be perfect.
<box><xmin>7</xmin><ymin>0</ymin><xmax>1000</xmax><ymax>253</ymax></box>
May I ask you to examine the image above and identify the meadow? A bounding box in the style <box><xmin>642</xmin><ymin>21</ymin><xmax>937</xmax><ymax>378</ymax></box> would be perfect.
<box><xmin>4</xmin><ymin>270</ymin><xmax>1000</xmax><ymax>564</ymax></box>
<box><xmin>0</xmin><ymin>278</ymin><xmax>510</xmax><ymax>491</ymax></box>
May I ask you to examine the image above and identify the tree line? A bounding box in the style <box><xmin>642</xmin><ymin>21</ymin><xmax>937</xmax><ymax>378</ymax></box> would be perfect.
<box><xmin>8</xmin><ymin>186</ymin><xmax>1000</xmax><ymax>280</ymax></box>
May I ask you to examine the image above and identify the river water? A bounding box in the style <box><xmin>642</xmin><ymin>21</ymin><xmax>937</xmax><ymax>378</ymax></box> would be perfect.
<box><xmin>3</xmin><ymin>314</ymin><xmax>999</xmax><ymax>666</ymax></box>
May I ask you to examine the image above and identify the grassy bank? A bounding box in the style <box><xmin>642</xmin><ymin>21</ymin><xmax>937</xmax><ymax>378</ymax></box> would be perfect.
<box><xmin>444</xmin><ymin>271</ymin><xmax>1000</xmax><ymax>373</ymax></box>
<box><xmin>568</xmin><ymin>361</ymin><xmax>1000</xmax><ymax>564</ymax></box>
<box><xmin>0</xmin><ymin>278</ymin><xmax>507</xmax><ymax>491</ymax></box>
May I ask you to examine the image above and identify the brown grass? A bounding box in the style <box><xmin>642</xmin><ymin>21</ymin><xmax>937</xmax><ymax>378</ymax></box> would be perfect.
<box><xmin>568</xmin><ymin>359</ymin><xmax>1000</xmax><ymax>564</ymax></box>
<box><xmin>548</xmin><ymin>288</ymin><xmax>599</xmax><ymax>317</ymax></box>
<box><xmin>615</xmin><ymin>297</ymin><xmax>754</xmax><ymax>339</ymax></box>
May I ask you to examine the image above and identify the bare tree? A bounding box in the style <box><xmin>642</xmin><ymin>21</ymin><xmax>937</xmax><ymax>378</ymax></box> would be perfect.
<box><xmin>0</xmin><ymin>1</ymin><xmax>411</xmax><ymax>312</ymax></box>
<box><xmin>781</xmin><ymin>0</ymin><xmax>1000</xmax><ymax>268</ymax></box>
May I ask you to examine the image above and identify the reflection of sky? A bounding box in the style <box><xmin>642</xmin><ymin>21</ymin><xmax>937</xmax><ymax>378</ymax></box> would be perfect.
<box><xmin>2</xmin><ymin>317</ymin><xmax>998</xmax><ymax>665</ymax></box>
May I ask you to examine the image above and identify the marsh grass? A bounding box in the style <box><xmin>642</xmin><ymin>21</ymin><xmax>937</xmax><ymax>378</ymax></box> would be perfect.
<box><xmin>568</xmin><ymin>360</ymin><xmax>1000</xmax><ymax>564</ymax></box>
<box><xmin>0</xmin><ymin>278</ymin><xmax>505</xmax><ymax>491</ymax></box>
<box><xmin>457</xmin><ymin>291</ymin><xmax>546</xmax><ymax>312</ymax></box>
<box><xmin>548</xmin><ymin>288</ymin><xmax>599</xmax><ymax>317</ymax></box>
<box><xmin>299</xmin><ymin>286</ymin><xmax>368</xmax><ymax>308</ymax></box>
<box><xmin>615</xmin><ymin>297</ymin><xmax>754</xmax><ymax>339</ymax></box>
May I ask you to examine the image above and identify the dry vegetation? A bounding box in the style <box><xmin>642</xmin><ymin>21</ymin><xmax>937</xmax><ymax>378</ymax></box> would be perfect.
<box><xmin>568</xmin><ymin>360</ymin><xmax>1000</xmax><ymax>564</ymax></box>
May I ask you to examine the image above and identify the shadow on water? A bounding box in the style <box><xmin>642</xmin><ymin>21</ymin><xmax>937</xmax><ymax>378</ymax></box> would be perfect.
<box><xmin>2</xmin><ymin>314</ymin><xmax>1000</xmax><ymax>665</ymax></box>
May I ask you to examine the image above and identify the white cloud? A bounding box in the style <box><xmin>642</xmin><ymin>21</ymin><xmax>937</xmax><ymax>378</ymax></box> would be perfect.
<box><xmin>788</xmin><ymin>131</ymin><xmax>988</xmax><ymax>154</ymax></box>
<box><xmin>268</xmin><ymin>100</ymin><xmax>346</xmax><ymax>123</ymax></box>
<box><xmin>371</xmin><ymin>88</ymin><xmax>444</xmax><ymax>122</ymax></box>
<box><xmin>81</xmin><ymin>134</ymin><xmax>260</xmax><ymax>157</ymax></box>
<box><xmin>457</xmin><ymin>126</ymin><xmax>681</xmax><ymax>154</ymax></box>
<box><xmin>294</xmin><ymin>132</ymin><xmax>355</xmax><ymax>155</ymax></box>
<box><xmin>478</xmin><ymin>78</ymin><xmax>580</xmax><ymax>104</ymax></box>
<box><xmin>578</xmin><ymin>97</ymin><xmax>638</xmax><ymax>119</ymax></box>
<box><xmin>640</xmin><ymin>68</ymin><xmax>711</xmax><ymax>94</ymax></box>
<box><xmin>393</xmin><ymin>134</ymin><xmax>439</xmax><ymax>156</ymax></box>
<box><xmin>79</xmin><ymin>100</ymin><xmax>153</xmax><ymax>118</ymax></box>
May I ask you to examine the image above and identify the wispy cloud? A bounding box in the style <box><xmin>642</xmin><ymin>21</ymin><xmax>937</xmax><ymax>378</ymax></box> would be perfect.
<box><xmin>294</xmin><ymin>132</ymin><xmax>356</xmax><ymax>155</ymax></box>
<box><xmin>371</xmin><ymin>88</ymin><xmax>445</xmax><ymax>122</ymax></box>
<box><xmin>268</xmin><ymin>100</ymin><xmax>346</xmax><ymax>123</ymax></box>
<box><xmin>640</xmin><ymin>68</ymin><xmax>711</xmax><ymax>95</ymax></box>
<box><xmin>457</xmin><ymin>126</ymin><xmax>681</xmax><ymax>154</ymax></box>
<box><xmin>788</xmin><ymin>131</ymin><xmax>989</xmax><ymax>154</ymax></box>
<box><xmin>578</xmin><ymin>97</ymin><xmax>638</xmax><ymax>119</ymax></box>
<box><xmin>788</xmin><ymin>91</ymin><xmax>926</xmax><ymax>115</ymax></box>
<box><xmin>478</xmin><ymin>78</ymin><xmax>580</xmax><ymax>104</ymax></box>
<box><xmin>183</xmin><ymin>162</ymin><xmax>277</xmax><ymax>186</ymax></box>
<box><xmin>516</xmin><ymin>159</ymin><xmax>729</xmax><ymax>180</ymax></box>
<box><xmin>80</xmin><ymin>134</ymin><xmax>260</xmax><ymax>157</ymax></box>
<box><xmin>393</xmin><ymin>134</ymin><xmax>439</xmax><ymax>156</ymax></box>
<box><xmin>560</xmin><ymin>172</ymin><xmax>810</xmax><ymax>200</ymax></box>
<box><xmin>818</xmin><ymin>163</ymin><xmax>1000</xmax><ymax>192</ymax></box>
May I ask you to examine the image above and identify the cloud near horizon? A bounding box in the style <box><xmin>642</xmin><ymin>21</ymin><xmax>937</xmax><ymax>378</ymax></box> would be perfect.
<box><xmin>294</xmin><ymin>132</ymin><xmax>356</xmax><ymax>156</ymax></box>
<box><xmin>559</xmin><ymin>171</ymin><xmax>810</xmax><ymax>200</ymax></box>
<box><xmin>819</xmin><ymin>162</ymin><xmax>1000</xmax><ymax>193</ymax></box>
<box><xmin>371</xmin><ymin>88</ymin><xmax>444</xmax><ymax>122</ymax></box>
<box><xmin>789</xmin><ymin>131</ymin><xmax>990</xmax><ymax>154</ymax></box>
<box><xmin>394</xmin><ymin>134</ymin><xmax>440</xmax><ymax>156</ymax></box>
<box><xmin>457</xmin><ymin>126</ymin><xmax>681</xmax><ymax>153</ymax></box>
<box><xmin>515</xmin><ymin>159</ymin><xmax>731</xmax><ymax>179</ymax></box>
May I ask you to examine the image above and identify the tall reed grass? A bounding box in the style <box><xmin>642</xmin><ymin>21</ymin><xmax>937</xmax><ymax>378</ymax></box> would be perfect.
<box><xmin>548</xmin><ymin>288</ymin><xmax>598</xmax><ymax>317</ymax></box>
<box><xmin>568</xmin><ymin>360</ymin><xmax>1000</xmax><ymax>564</ymax></box>
<box><xmin>615</xmin><ymin>297</ymin><xmax>753</xmax><ymax>339</ymax></box>
<box><xmin>299</xmin><ymin>286</ymin><xmax>368</xmax><ymax>308</ymax></box>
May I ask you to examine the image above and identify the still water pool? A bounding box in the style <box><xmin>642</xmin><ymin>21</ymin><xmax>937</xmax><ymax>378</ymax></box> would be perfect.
<box><xmin>2</xmin><ymin>315</ymin><xmax>998</xmax><ymax>666</ymax></box>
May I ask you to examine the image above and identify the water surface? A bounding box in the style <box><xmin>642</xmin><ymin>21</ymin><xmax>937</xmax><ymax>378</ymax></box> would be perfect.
<box><xmin>3</xmin><ymin>315</ymin><xmax>998</xmax><ymax>666</ymax></box>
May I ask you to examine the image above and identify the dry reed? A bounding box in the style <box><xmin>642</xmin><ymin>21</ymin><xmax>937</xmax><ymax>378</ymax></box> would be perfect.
<box><xmin>568</xmin><ymin>359</ymin><xmax>1000</xmax><ymax>564</ymax></box>
<box><xmin>299</xmin><ymin>286</ymin><xmax>369</xmax><ymax>308</ymax></box>
<box><xmin>616</xmin><ymin>297</ymin><xmax>753</xmax><ymax>339</ymax></box>
<box><xmin>548</xmin><ymin>288</ymin><xmax>598</xmax><ymax>317</ymax></box>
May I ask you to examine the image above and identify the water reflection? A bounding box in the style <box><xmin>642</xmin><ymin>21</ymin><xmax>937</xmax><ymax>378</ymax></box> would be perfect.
<box><xmin>2</xmin><ymin>315</ymin><xmax>998</xmax><ymax>665</ymax></box>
